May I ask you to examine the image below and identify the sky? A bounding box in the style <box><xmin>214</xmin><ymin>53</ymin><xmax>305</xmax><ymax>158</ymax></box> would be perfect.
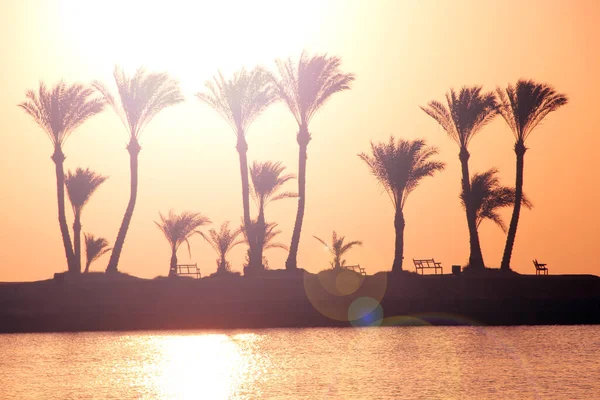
<box><xmin>0</xmin><ymin>0</ymin><xmax>599</xmax><ymax>281</ymax></box>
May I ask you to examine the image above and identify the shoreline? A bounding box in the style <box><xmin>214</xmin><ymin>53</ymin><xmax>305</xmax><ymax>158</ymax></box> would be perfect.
<box><xmin>0</xmin><ymin>271</ymin><xmax>599</xmax><ymax>333</ymax></box>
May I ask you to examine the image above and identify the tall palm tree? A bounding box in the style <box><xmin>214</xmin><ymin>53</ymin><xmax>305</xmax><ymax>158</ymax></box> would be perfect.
<box><xmin>272</xmin><ymin>51</ymin><xmax>355</xmax><ymax>270</ymax></box>
<box><xmin>248</xmin><ymin>161</ymin><xmax>296</xmax><ymax>270</ymax></box>
<box><xmin>461</xmin><ymin>168</ymin><xmax>532</xmax><ymax>233</ymax></box>
<box><xmin>359</xmin><ymin>137</ymin><xmax>445</xmax><ymax>272</ymax></box>
<box><xmin>65</xmin><ymin>168</ymin><xmax>108</xmax><ymax>273</ymax></box>
<box><xmin>84</xmin><ymin>233</ymin><xmax>112</xmax><ymax>273</ymax></box>
<box><xmin>18</xmin><ymin>82</ymin><xmax>104</xmax><ymax>273</ymax></box>
<box><xmin>421</xmin><ymin>87</ymin><xmax>497</xmax><ymax>270</ymax></box>
<box><xmin>200</xmin><ymin>222</ymin><xmax>244</xmax><ymax>274</ymax></box>
<box><xmin>196</xmin><ymin>67</ymin><xmax>276</xmax><ymax>271</ymax></box>
<box><xmin>94</xmin><ymin>66</ymin><xmax>184</xmax><ymax>273</ymax></box>
<box><xmin>155</xmin><ymin>210</ymin><xmax>210</xmax><ymax>277</ymax></box>
<box><xmin>496</xmin><ymin>80</ymin><xmax>567</xmax><ymax>271</ymax></box>
<box><xmin>313</xmin><ymin>231</ymin><xmax>362</xmax><ymax>270</ymax></box>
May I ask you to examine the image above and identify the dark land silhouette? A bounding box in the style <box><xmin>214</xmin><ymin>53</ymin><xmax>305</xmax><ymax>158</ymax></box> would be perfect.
<box><xmin>0</xmin><ymin>271</ymin><xmax>598</xmax><ymax>333</ymax></box>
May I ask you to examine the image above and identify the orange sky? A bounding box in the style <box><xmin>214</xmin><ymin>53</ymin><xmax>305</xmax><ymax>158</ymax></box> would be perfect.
<box><xmin>1</xmin><ymin>0</ymin><xmax>599</xmax><ymax>281</ymax></box>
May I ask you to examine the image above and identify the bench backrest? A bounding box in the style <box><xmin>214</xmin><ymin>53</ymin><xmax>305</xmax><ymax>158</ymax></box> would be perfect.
<box><xmin>413</xmin><ymin>258</ymin><xmax>438</xmax><ymax>268</ymax></box>
<box><xmin>532</xmin><ymin>259</ymin><xmax>546</xmax><ymax>270</ymax></box>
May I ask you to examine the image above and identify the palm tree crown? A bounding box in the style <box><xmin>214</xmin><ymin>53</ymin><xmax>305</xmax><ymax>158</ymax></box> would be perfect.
<box><xmin>155</xmin><ymin>210</ymin><xmax>211</xmax><ymax>253</ymax></box>
<box><xmin>420</xmin><ymin>86</ymin><xmax>498</xmax><ymax>148</ymax></box>
<box><xmin>496</xmin><ymin>79</ymin><xmax>568</xmax><ymax>142</ymax></box>
<box><xmin>196</xmin><ymin>66</ymin><xmax>276</xmax><ymax>135</ymax></box>
<box><xmin>19</xmin><ymin>81</ymin><xmax>105</xmax><ymax>149</ymax></box>
<box><xmin>250</xmin><ymin>161</ymin><xmax>296</xmax><ymax>210</ymax></box>
<box><xmin>84</xmin><ymin>233</ymin><xmax>112</xmax><ymax>272</ymax></box>
<box><xmin>314</xmin><ymin>231</ymin><xmax>362</xmax><ymax>270</ymax></box>
<box><xmin>272</xmin><ymin>51</ymin><xmax>355</xmax><ymax>129</ymax></box>
<box><xmin>65</xmin><ymin>168</ymin><xmax>108</xmax><ymax>213</ymax></box>
<box><xmin>94</xmin><ymin>66</ymin><xmax>184</xmax><ymax>140</ymax></box>
<box><xmin>461</xmin><ymin>169</ymin><xmax>532</xmax><ymax>232</ymax></box>
<box><xmin>358</xmin><ymin>137</ymin><xmax>445</xmax><ymax>209</ymax></box>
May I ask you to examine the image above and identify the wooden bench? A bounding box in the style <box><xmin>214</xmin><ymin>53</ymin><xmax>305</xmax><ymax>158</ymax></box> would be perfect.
<box><xmin>413</xmin><ymin>258</ymin><xmax>443</xmax><ymax>275</ymax></box>
<box><xmin>533</xmin><ymin>259</ymin><xmax>548</xmax><ymax>275</ymax></box>
<box><xmin>176</xmin><ymin>263</ymin><xmax>201</xmax><ymax>278</ymax></box>
<box><xmin>344</xmin><ymin>264</ymin><xmax>367</xmax><ymax>276</ymax></box>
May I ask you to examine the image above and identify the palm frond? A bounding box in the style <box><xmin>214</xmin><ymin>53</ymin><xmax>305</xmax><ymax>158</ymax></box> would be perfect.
<box><xmin>155</xmin><ymin>210</ymin><xmax>210</xmax><ymax>252</ymax></box>
<box><xmin>95</xmin><ymin>66</ymin><xmax>184</xmax><ymax>139</ymax></box>
<box><xmin>200</xmin><ymin>221</ymin><xmax>243</xmax><ymax>260</ymax></box>
<box><xmin>65</xmin><ymin>168</ymin><xmax>108</xmax><ymax>213</ymax></box>
<box><xmin>19</xmin><ymin>81</ymin><xmax>105</xmax><ymax>148</ymax></box>
<box><xmin>84</xmin><ymin>233</ymin><xmax>112</xmax><ymax>268</ymax></box>
<box><xmin>250</xmin><ymin>161</ymin><xmax>296</xmax><ymax>208</ymax></box>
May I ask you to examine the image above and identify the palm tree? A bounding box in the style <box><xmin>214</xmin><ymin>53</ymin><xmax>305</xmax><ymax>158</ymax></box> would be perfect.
<box><xmin>359</xmin><ymin>137</ymin><xmax>445</xmax><ymax>272</ymax></box>
<box><xmin>94</xmin><ymin>66</ymin><xmax>184</xmax><ymax>273</ymax></box>
<box><xmin>272</xmin><ymin>51</ymin><xmax>355</xmax><ymax>270</ymax></box>
<box><xmin>496</xmin><ymin>80</ymin><xmax>567</xmax><ymax>271</ymax></box>
<box><xmin>461</xmin><ymin>169</ymin><xmax>532</xmax><ymax>233</ymax></box>
<box><xmin>65</xmin><ymin>168</ymin><xmax>108</xmax><ymax>273</ymax></box>
<box><xmin>196</xmin><ymin>67</ymin><xmax>276</xmax><ymax>271</ymax></box>
<box><xmin>313</xmin><ymin>231</ymin><xmax>362</xmax><ymax>270</ymax></box>
<box><xmin>84</xmin><ymin>233</ymin><xmax>112</xmax><ymax>273</ymax></box>
<box><xmin>242</xmin><ymin>221</ymin><xmax>288</xmax><ymax>270</ymax></box>
<box><xmin>421</xmin><ymin>87</ymin><xmax>497</xmax><ymax>270</ymax></box>
<box><xmin>248</xmin><ymin>161</ymin><xmax>296</xmax><ymax>270</ymax></box>
<box><xmin>200</xmin><ymin>222</ymin><xmax>244</xmax><ymax>274</ymax></box>
<box><xmin>18</xmin><ymin>82</ymin><xmax>104</xmax><ymax>273</ymax></box>
<box><xmin>155</xmin><ymin>210</ymin><xmax>211</xmax><ymax>277</ymax></box>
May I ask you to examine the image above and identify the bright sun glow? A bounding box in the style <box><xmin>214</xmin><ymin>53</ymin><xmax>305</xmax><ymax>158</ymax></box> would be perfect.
<box><xmin>57</xmin><ymin>0</ymin><xmax>326</xmax><ymax>93</ymax></box>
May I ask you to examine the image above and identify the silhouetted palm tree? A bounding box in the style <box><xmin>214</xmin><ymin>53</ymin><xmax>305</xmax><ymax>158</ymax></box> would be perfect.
<box><xmin>461</xmin><ymin>169</ymin><xmax>532</xmax><ymax>233</ymax></box>
<box><xmin>65</xmin><ymin>168</ymin><xmax>108</xmax><ymax>273</ymax></box>
<box><xmin>496</xmin><ymin>80</ymin><xmax>567</xmax><ymax>271</ymax></box>
<box><xmin>200</xmin><ymin>222</ymin><xmax>244</xmax><ymax>274</ymax></box>
<box><xmin>84</xmin><ymin>233</ymin><xmax>111</xmax><ymax>273</ymax></box>
<box><xmin>155</xmin><ymin>210</ymin><xmax>210</xmax><ymax>277</ymax></box>
<box><xmin>313</xmin><ymin>231</ymin><xmax>362</xmax><ymax>270</ymax></box>
<box><xmin>359</xmin><ymin>137</ymin><xmax>445</xmax><ymax>272</ymax></box>
<box><xmin>242</xmin><ymin>221</ymin><xmax>288</xmax><ymax>270</ymax></box>
<box><xmin>272</xmin><ymin>51</ymin><xmax>355</xmax><ymax>270</ymax></box>
<box><xmin>421</xmin><ymin>87</ymin><xmax>497</xmax><ymax>270</ymax></box>
<box><xmin>248</xmin><ymin>161</ymin><xmax>296</xmax><ymax>270</ymax></box>
<box><xmin>94</xmin><ymin>66</ymin><xmax>184</xmax><ymax>273</ymax></box>
<box><xmin>196</xmin><ymin>67</ymin><xmax>276</xmax><ymax>271</ymax></box>
<box><xmin>19</xmin><ymin>82</ymin><xmax>104</xmax><ymax>273</ymax></box>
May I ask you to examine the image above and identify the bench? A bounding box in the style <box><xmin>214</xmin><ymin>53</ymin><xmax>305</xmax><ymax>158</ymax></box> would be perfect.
<box><xmin>413</xmin><ymin>258</ymin><xmax>443</xmax><ymax>275</ymax></box>
<box><xmin>533</xmin><ymin>259</ymin><xmax>548</xmax><ymax>275</ymax></box>
<box><xmin>176</xmin><ymin>263</ymin><xmax>201</xmax><ymax>278</ymax></box>
<box><xmin>344</xmin><ymin>264</ymin><xmax>367</xmax><ymax>276</ymax></box>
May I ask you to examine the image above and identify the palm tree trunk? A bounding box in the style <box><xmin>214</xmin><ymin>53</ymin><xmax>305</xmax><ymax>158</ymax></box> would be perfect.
<box><xmin>106</xmin><ymin>138</ymin><xmax>141</xmax><ymax>273</ymax></box>
<box><xmin>51</xmin><ymin>148</ymin><xmax>76</xmax><ymax>273</ymax></box>
<box><xmin>501</xmin><ymin>141</ymin><xmax>526</xmax><ymax>271</ymax></box>
<box><xmin>73</xmin><ymin>209</ymin><xmax>82</xmax><ymax>274</ymax></box>
<box><xmin>256</xmin><ymin>202</ymin><xmax>266</xmax><ymax>271</ymax></box>
<box><xmin>236</xmin><ymin>135</ymin><xmax>257</xmax><ymax>270</ymax></box>
<box><xmin>84</xmin><ymin>261</ymin><xmax>91</xmax><ymax>273</ymax></box>
<box><xmin>459</xmin><ymin>148</ymin><xmax>485</xmax><ymax>270</ymax></box>
<box><xmin>168</xmin><ymin>248</ymin><xmax>177</xmax><ymax>277</ymax></box>
<box><xmin>286</xmin><ymin>127</ymin><xmax>310</xmax><ymax>270</ymax></box>
<box><xmin>392</xmin><ymin>208</ymin><xmax>405</xmax><ymax>272</ymax></box>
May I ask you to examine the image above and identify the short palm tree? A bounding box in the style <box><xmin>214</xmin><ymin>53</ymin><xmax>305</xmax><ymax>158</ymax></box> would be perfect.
<box><xmin>313</xmin><ymin>231</ymin><xmax>362</xmax><ymax>270</ymax></box>
<box><xmin>65</xmin><ymin>168</ymin><xmax>108</xmax><ymax>273</ymax></box>
<box><xmin>18</xmin><ymin>82</ymin><xmax>104</xmax><ymax>273</ymax></box>
<box><xmin>200</xmin><ymin>222</ymin><xmax>244</xmax><ymax>274</ymax></box>
<box><xmin>359</xmin><ymin>137</ymin><xmax>445</xmax><ymax>272</ymax></box>
<box><xmin>421</xmin><ymin>86</ymin><xmax>497</xmax><ymax>270</ymax></box>
<box><xmin>94</xmin><ymin>66</ymin><xmax>184</xmax><ymax>273</ymax></box>
<box><xmin>461</xmin><ymin>169</ymin><xmax>532</xmax><ymax>233</ymax></box>
<box><xmin>272</xmin><ymin>51</ymin><xmax>355</xmax><ymax>270</ymax></box>
<box><xmin>243</xmin><ymin>221</ymin><xmax>288</xmax><ymax>270</ymax></box>
<box><xmin>155</xmin><ymin>210</ymin><xmax>210</xmax><ymax>277</ymax></box>
<box><xmin>249</xmin><ymin>161</ymin><xmax>296</xmax><ymax>270</ymax></box>
<box><xmin>196</xmin><ymin>67</ymin><xmax>276</xmax><ymax>271</ymax></box>
<box><xmin>84</xmin><ymin>233</ymin><xmax>112</xmax><ymax>273</ymax></box>
<box><xmin>496</xmin><ymin>80</ymin><xmax>567</xmax><ymax>271</ymax></box>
